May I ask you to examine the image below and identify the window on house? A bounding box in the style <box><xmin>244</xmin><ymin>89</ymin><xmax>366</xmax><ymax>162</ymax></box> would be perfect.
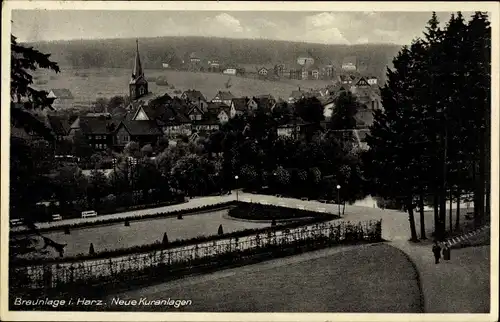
<box><xmin>196</xmin><ymin>115</ymin><xmax>202</xmax><ymax>120</ymax></box>
<box><xmin>190</xmin><ymin>115</ymin><xmax>195</xmax><ymax>120</ymax></box>
<box><xmin>140</xmin><ymin>87</ymin><xmax>145</xmax><ymax>95</ymax></box>
<box><xmin>88</xmin><ymin>136</ymin><xmax>92</xmax><ymax>140</ymax></box>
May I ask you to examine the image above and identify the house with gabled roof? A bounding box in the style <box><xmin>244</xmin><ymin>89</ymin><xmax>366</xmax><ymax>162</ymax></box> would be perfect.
<box><xmin>230</xmin><ymin>97</ymin><xmax>248</xmax><ymax>118</ymax></box>
<box><xmin>48</xmin><ymin>89</ymin><xmax>73</xmax><ymax>99</ymax></box>
<box><xmin>288</xmin><ymin>89</ymin><xmax>306</xmax><ymax>104</ymax></box>
<box><xmin>341</xmin><ymin>56</ymin><xmax>357</xmax><ymax>71</ymax></box>
<box><xmin>46</xmin><ymin>114</ymin><xmax>71</xmax><ymax>141</ymax></box>
<box><xmin>354</xmin><ymin>77</ymin><xmax>371</xmax><ymax>88</ymax></box>
<box><xmin>113</xmin><ymin>120</ymin><xmax>163</xmax><ymax>147</ymax></box>
<box><xmin>207</xmin><ymin>102</ymin><xmax>231</xmax><ymax>123</ymax></box>
<box><xmin>252</xmin><ymin>97</ymin><xmax>275</xmax><ymax>113</ymax></box>
<box><xmin>297</xmin><ymin>53</ymin><xmax>315</xmax><ymax>66</ymax></box>
<box><xmin>288</xmin><ymin>64</ymin><xmax>303</xmax><ymax>80</ymax></box>
<box><xmin>181</xmin><ymin>89</ymin><xmax>208</xmax><ymax>112</ymax></box>
<box><xmin>70</xmin><ymin>115</ymin><xmax>117</xmax><ymax>150</ymax></box>
<box><xmin>211</xmin><ymin>91</ymin><xmax>235</xmax><ymax>106</ymax></box>
<box><xmin>367</xmin><ymin>76</ymin><xmax>379</xmax><ymax>85</ymax></box>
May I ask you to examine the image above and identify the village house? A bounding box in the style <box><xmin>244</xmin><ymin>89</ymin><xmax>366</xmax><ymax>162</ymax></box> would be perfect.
<box><xmin>207</xmin><ymin>102</ymin><xmax>231</xmax><ymax>124</ymax></box>
<box><xmin>288</xmin><ymin>89</ymin><xmax>306</xmax><ymax>104</ymax></box>
<box><xmin>70</xmin><ymin>115</ymin><xmax>116</xmax><ymax>150</ymax></box>
<box><xmin>207</xmin><ymin>60</ymin><xmax>221</xmax><ymax>72</ymax></box>
<box><xmin>230</xmin><ymin>97</ymin><xmax>249</xmax><ymax>118</ymax></box>
<box><xmin>211</xmin><ymin>91</ymin><xmax>235</xmax><ymax>106</ymax></box>
<box><xmin>256</xmin><ymin>94</ymin><xmax>276</xmax><ymax>106</ymax></box>
<box><xmin>302</xmin><ymin>64</ymin><xmax>320</xmax><ymax>80</ymax></box>
<box><xmin>186</xmin><ymin>104</ymin><xmax>205</xmax><ymax>121</ymax></box>
<box><xmin>189</xmin><ymin>52</ymin><xmax>201</xmax><ymax>63</ymax></box>
<box><xmin>47</xmin><ymin>88</ymin><xmax>74</xmax><ymax>110</ymax></box>
<box><xmin>223</xmin><ymin>67</ymin><xmax>237</xmax><ymax>75</ymax></box>
<box><xmin>341</xmin><ymin>56</ymin><xmax>357</xmax><ymax>71</ymax></box>
<box><xmin>181</xmin><ymin>89</ymin><xmax>208</xmax><ymax>112</ymax></box>
<box><xmin>276</xmin><ymin>117</ymin><xmax>310</xmax><ymax>139</ymax></box>
<box><xmin>274</xmin><ymin>64</ymin><xmax>286</xmax><ymax>77</ymax></box>
<box><xmin>288</xmin><ymin>64</ymin><xmax>303</xmax><ymax>80</ymax></box>
<box><xmin>257</xmin><ymin>67</ymin><xmax>270</xmax><ymax>79</ymax></box>
<box><xmin>296</xmin><ymin>53</ymin><xmax>315</xmax><ymax>66</ymax></box>
<box><xmin>367</xmin><ymin>76</ymin><xmax>378</xmax><ymax>85</ymax></box>
<box><xmin>338</xmin><ymin>74</ymin><xmax>357</xmax><ymax>85</ymax></box>
<box><xmin>113</xmin><ymin>120</ymin><xmax>163</xmax><ymax>148</ymax></box>
<box><xmin>322</xmin><ymin>63</ymin><xmax>335</xmax><ymax>80</ymax></box>
<box><xmin>46</xmin><ymin>114</ymin><xmax>71</xmax><ymax>141</ymax></box>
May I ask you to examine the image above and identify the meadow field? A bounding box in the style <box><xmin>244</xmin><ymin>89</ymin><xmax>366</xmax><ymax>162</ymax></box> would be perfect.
<box><xmin>33</xmin><ymin>67</ymin><xmax>334</xmax><ymax>106</ymax></box>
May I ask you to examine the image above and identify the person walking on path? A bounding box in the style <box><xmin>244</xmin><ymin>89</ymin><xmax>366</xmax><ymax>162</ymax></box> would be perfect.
<box><xmin>432</xmin><ymin>241</ymin><xmax>442</xmax><ymax>264</ymax></box>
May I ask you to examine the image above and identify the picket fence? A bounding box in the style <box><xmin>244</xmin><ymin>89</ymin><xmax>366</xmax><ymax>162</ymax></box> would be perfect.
<box><xmin>10</xmin><ymin>219</ymin><xmax>382</xmax><ymax>291</ymax></box>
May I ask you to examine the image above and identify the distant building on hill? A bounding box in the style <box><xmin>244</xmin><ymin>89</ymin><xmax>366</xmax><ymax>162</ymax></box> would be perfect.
<box><xmin>297</xmin><ymin>53</ymin><xmax>315</xmax><ymax>66</ymax></box>
<box><xmin>342</xmin><ymin>56</ymin><xmax>357</xmax><ymax>71</ymax></box>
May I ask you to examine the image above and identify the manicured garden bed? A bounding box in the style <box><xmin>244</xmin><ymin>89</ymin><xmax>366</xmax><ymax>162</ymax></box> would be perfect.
<box><xmin>228</xmin><ymin>202</ymin><xmax>336</xmax><ymax>221</ymax></box>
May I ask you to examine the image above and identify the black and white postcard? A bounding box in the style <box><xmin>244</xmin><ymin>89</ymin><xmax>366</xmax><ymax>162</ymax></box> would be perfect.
<box><xmin>1</xmin><ymin>1</ymin><xmax>498</xmax><ymax>322</ymax></box>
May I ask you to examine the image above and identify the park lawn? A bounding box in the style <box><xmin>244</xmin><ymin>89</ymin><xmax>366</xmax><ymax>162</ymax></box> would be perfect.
<box><xmin>109</xmin><ymin>243</ymin><xmax>422</xmax><ymax>313</ymax></box>
<box><xmin>23</xmin><ymin>209</ymin><xmax>269</xmax><ymax>259</ymax></box>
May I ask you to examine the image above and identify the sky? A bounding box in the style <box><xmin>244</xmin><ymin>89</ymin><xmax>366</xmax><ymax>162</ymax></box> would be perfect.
<box><xmin>11</xmin><ymin>10</ymin><xmax>465</xmax><ymax>45</ymax></box>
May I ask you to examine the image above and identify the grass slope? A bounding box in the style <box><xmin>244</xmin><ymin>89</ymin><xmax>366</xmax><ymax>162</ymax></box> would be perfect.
<box><xmin>107</xmin><ymin>243</ymin><xmax>422</xmax><ymax>312</ymax></box>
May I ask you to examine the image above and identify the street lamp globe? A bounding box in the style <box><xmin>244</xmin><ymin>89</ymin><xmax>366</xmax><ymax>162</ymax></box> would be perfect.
<box><xmin>235</xmin><ymin>175</ymin><xmax>239</xmax><ymax>180</ymax></box>
<box><xmin>336</xmin><ymin>185</ymin><xmax>341</xmax><ymax>189</ymax></box>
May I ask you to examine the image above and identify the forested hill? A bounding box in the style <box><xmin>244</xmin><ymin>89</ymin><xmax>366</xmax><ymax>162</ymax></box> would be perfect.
<box><xmin>27</xmin><ymin>36</ymin><xmax>401</xmax><ymax>75</ymax></box>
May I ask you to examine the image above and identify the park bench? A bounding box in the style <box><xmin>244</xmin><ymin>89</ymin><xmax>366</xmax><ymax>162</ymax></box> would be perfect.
<box><xmin>465</xmin><ymin>212</ymin><xmax>474</xmax><ymax>220</ymax></box>
<box><xmin>297</xmin><ymin>205</ymin><xmax>306</xmax><ymax>210</ymax></box>
<box><xmin>52</xmin><ymin>214</ymin><xmax>62</xmax><ymax>221</ymax></box>
<box><xmin>300</xmin><ymin>197</ymin><xmax>309</xmax><ymax>201</ymax></box>
<box><xmin>81</xmin><ymin>210</ymin><xmax>98</xmax><ymax>218</ymax></box>
<box><xmin>10</xmin><ymin>218</ymin><xmax>23</xmax><ymax>226</ymax></box>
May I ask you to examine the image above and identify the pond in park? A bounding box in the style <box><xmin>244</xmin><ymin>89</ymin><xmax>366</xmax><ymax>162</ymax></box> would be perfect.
<box><xmin>24</xmin><ymin>209</ymin><xmax>271</xmax><ymax>259</ymax></box>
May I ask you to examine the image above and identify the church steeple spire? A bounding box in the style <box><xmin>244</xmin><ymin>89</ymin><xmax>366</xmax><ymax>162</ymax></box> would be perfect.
<box><xmin>132</xmin><ymin>39</ymin><xmax>143</xmax><ymax>79</ymax></box>
<box><xmin>129</xmin><ymin>39</ymin><xmax>148</xmax><ymax>101</ymax></box>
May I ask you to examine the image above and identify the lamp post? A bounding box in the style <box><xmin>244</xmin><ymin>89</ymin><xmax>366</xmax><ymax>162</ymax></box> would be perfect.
<box><xmin>112</xmin><ymin>158</ymin><xmax>117</xmax><ymax>195</ymax></box>
<box><xmin>235</xmin><ymin>175</ymin><xmax>239</xmax><ymax>201</ymax></box>
<box><xmin>336</xmin><ymin>185</ymin><xmax>341</xmax><ymax>217</ymax></box>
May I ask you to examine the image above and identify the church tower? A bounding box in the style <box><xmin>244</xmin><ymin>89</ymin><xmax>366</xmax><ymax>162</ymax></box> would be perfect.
<box><xmin>129</xmin><ymin>39</ymin><xmax>148</xmax><ymax>101</ymax></box>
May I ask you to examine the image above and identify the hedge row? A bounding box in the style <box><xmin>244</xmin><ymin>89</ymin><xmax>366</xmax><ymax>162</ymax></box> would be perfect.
<box><xmin>11</xmin><ymin>205</ymin><xmax>336</xmax><ymax>266</ymax></box>
<box><xmin>12</xmin><ymin>237</ymin><xmax>381</xmax><ymax>302</ymax></box>
<box><xmin>228</xmin><ymin>202</ymin><xmax>334</xmax><ymax>220</ymax></box>
<box><xmin>11</xmin><ymin>201</ymin><xmax>237</xmax><ymax>236</ymax></box>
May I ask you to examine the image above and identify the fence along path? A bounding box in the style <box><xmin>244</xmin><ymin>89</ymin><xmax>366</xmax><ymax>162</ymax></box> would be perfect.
<box><xmin>13</xmin><ymin>219</ymin><xmax>380</xmax><ymax>290</ymax></box>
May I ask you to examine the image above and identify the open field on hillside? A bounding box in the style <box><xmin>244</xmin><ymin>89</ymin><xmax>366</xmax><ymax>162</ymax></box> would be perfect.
<box><xmin>33</xmin><ymin>67</ymin><xmax>334</xmax><ymax>106</ymax></box>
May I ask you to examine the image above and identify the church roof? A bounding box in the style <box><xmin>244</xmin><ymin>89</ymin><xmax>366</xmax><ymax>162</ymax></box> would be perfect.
<box><xmin>131</xmin><ymin>39</ymin><xmax>145</xmax><ymax>83</ymax></box>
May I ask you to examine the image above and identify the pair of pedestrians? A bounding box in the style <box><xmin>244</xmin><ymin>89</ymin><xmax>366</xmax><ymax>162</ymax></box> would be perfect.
<box><xmin>432</xmin><ymin>241</ymin><xmax>451</xmax><ymax>264</ymax></box>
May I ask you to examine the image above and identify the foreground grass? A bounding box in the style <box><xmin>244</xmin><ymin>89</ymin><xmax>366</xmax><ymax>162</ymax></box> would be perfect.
<box><xmin>106</xmin><ymin>243</ymin><xmax>422</xmax><ymax>313</ymax></box>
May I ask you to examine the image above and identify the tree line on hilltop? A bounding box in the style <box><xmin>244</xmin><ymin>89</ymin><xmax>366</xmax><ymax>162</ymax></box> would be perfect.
<box><xmin>27</xmin><ymin>36</ymin><xmax>399</xmax><ymax>78</ymax></box>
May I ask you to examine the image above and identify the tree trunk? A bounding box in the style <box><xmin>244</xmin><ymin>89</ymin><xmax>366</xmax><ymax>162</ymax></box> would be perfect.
<box><xmin>342</xmin><ymin>200</ymin><xmax>346</xmax><ymax>215</ymax></box>
<box><xmin>478</xmin><ymin>127</ymin><xmax>486</xmax><ymax>226</ymax></box>
<box><xmin>455</xmin><ymin>191</ymin><xmax>461</xmax><ymax>232</ymax></box>
<box><xmin>419</xmin><ymin>193</ymin><xmax>426</xmax><ymax>239</ymax></box>
<box><xmin>407</xmin><ymin>197</ymin><xmax>419</xmax><ymax>242</ymax></box>
<box><xmin>433</xmin><ymin>193</ymin><xmax>439</xmax><ymax>237</ymax></box>
<box><xmin>449</xmin><ymin>189</ymin><xmax>453</xmax><ymax>233</ymax></box>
